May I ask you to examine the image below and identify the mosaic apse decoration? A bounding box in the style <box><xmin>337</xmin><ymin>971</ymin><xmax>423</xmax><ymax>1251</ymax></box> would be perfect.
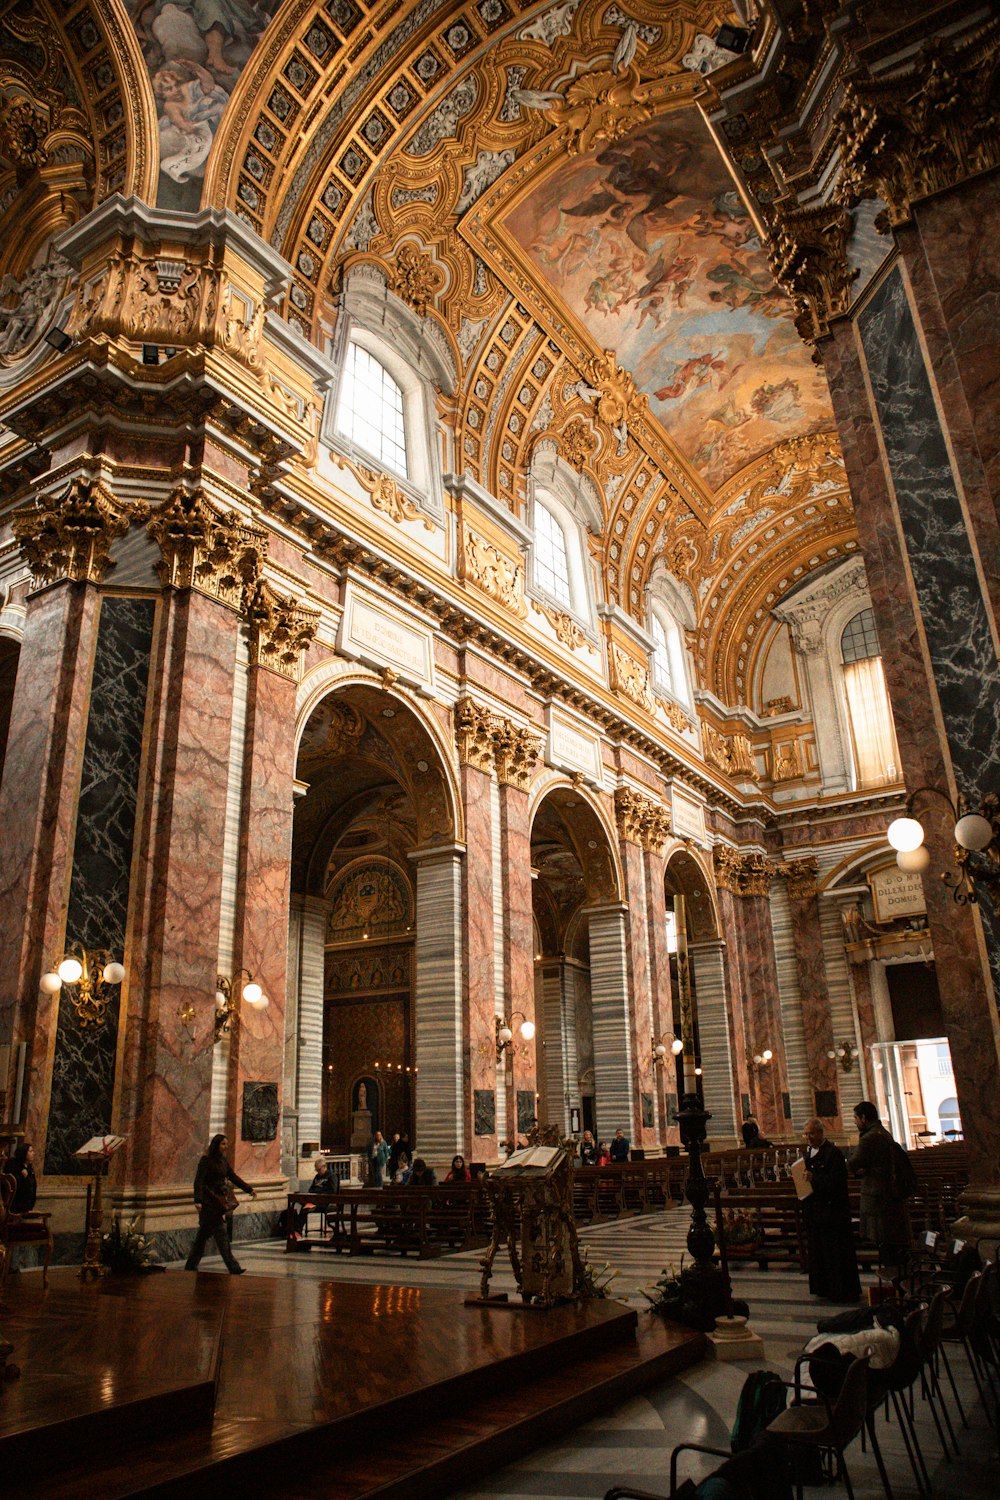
<box><xmin>45</xmin><ymin>597</ymin><xmax>155</xmax><ymax>1174</ymax></box>
<box><xmin>503</xmin><ymin>108</ymin><xmax>833</xmax><ymax>493</ymax></box>
<box><xmin>242</xmin><ymin>1080</ymin><xmax>280</xmax><ymax>1142</ymax></box>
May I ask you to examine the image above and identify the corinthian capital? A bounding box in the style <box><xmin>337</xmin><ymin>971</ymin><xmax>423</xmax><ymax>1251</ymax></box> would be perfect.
<box><xmin>779</xmin><ymin>856</ymin><xmax>820</xmax><ymax>902</ymax></box>
<box><xmin>767</xmin><ymin>203</ymin><xmax>857</xmax><ymax>343</ymax></box>
<box><xmin>245</xmin><ymin>580</ymin><xmax>319</xmax><ymax>680</ymax></box>
<box><xmin>714</xmin><ymin>843</ymin><xmax>776</xmax><ymax>898</ymax></box>
<box><xmin>148</xmin><ymin>487</ymin><xmax>266</xmax><ymax>611</ymax></box>
<box><xmin>492</xmin><ymin>718</ymin><xmax>541</xmax><ymax>790</ymax></box>
<box><xmin>12</xmin><ymin>479</ymin><xmax>147</xmax><ymax>589</ymax></box>
<box><xmin>454</xmin><ymin>695</ymin><xmax>496</xmax><ymax>774</ymax></box>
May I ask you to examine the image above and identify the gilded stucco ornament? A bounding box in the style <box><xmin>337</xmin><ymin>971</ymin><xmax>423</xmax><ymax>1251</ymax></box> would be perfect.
<box><xmin>245</xmin><ymin>580</ymin><xmax>320</xmax><ymax>680</ymax></box>
<box><xmin>580</xmin><ymin>348</ymin><xmax>648</xmax><ymax>455</ymax></box>
<box><xmin>148</xmin><ymin>487</ymin><xmax>266</xmax><ymax>611</ymax></box>
<box><xmin>464</xmin><ymin>528</ymin><xmax>528</xmax><ymax>617</ymax></box>
<box><xmin>559</xmin><ymin>415</ymin><xmax>598</xmax><ymax>470</ymax></box>
<box><xmin>542</xmin><ymin>61</ymin><xmax>652</xmax><ymax>157</ymax></box>
<box><xmin>779</xmin><ymin>857</ymin><xmax>819</xmax><ymax>902</ymax></box>
<box><xmin>492</xmin><ymin>718</ymin><xmax>542</xmax><ymax>791</ymax></box>
<box><xmin>614</xmin><ymin>787</ymin><xmax>671</xmax><ymax>851</ymax></box>
<box><xmin>610</xmin><ymin>644</ymin><xmax>655</xmax><ymax>714</ymax></box>
<box><xmin>389</xmin><ymin>242</ymin><xmax>438</xmax><ymax>316</ymax></box>
<box><xmin>702</xmin><ymin>723</ymin><xmax>758</xmax><ymax>781</ymax></box>
<box><xmin>713</xmin><ymin>844</ymin><xmax>776</xmax><ymax>898</ymax></box>
<box><xmin>766</xmin><ymin>204</ymin><xmax>857</xmax><ymax>343</ymax></box>
<box><xmin>359</xmin><ymin>468</ymin><xmax>435</xmax><ymax>531</ymax></box>
<box><xmin>11</xmin><ymin>479</ymin><xmax>147</xmax><ymax>589</ymax></box>
<box><xmin>454</xmin><ymin>696</ymin><xmax>497</xmax><ymax>774</ymax></box>
<box><xmin>531</xmin><ymin>599</ymin><xmax>586</xmax><ymax>649</ymax></box>
<box><xmin>771</xmin><ymin>739</ymin><xmax>803</xmax><ymax>783</ymax></box>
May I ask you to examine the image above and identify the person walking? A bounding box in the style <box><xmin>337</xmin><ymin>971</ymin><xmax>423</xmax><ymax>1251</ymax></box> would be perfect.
<box><xmin>370</xmin><ymin>1131</ymin><xmax>390</xmax><ymax>1187</ymax></box>
<box><xmin>848</xmin><ymin>1100</ymin><xmax>914</xmax><ymax>1277</ymax></box>
<box><xmin>185</xmin><ymin>1133</ymin><xmax>255</xmax><ymax>1274</ymax></box>
<box><xmin>802</xmin><ymin>1118</ymin><xmax>861</xmax><ymax>1302</ymax></box>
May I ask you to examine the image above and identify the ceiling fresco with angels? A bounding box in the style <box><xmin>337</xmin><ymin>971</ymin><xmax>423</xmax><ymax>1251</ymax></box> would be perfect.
<box><xmin>502</xmin><ymin>108</ymin><xmax>833</xmax><ymax>492</ymax></box>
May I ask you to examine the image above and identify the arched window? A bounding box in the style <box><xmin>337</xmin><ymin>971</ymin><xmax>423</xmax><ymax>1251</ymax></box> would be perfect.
<box><xmin>336</xmin><ymin>341</ymin><xmax>407</xmax><ymax>477</ymax></box>
<box><xmin>649</xmin><ymin>605</ymin><xmax>692</xmax><ymax>709</ymax></box>
<box><xmin>840</xmin><ymin>608</ymin><xmax>900</xmax><ymax>788</ymax></box>
<box><xmin>533</xmin><ymin>499</ymin><xmax>573</xmax><ymax>608</ymax></box>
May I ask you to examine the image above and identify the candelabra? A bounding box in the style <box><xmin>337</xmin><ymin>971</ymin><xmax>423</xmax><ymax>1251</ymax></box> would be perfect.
<box><xmin>495</xmin><ymin>1011</ymin><xmax>535</xmax><ymax>1059</ymax></box>
<box><xmin>888</xmin><ymin>786</ymin><xmax>999</xmax><ymax>908</ymax></box>
<box><xmin>828</xmin><ymin>1038</ymin><xmax>859</xmax><ymax>1073</ymax></box>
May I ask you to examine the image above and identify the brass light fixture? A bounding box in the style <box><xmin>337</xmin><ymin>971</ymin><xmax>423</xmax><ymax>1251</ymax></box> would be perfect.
<box><xmin>215</xmin><ymin>969</ymin><xmax>268</xmax><ymax>1043</ymax></box>
<box><xmin>495</xmin><ymin>1011</ymin><xmax>535</xmax><ymax>1061</ymax></box>
<box><xmin>828</xmin><ymin>1038</ymin><xmax>860</xmax><ymax>1073</ymax></box>
<box><xmin>40</xmin><ymin>946</ymin><xmax>125</xmax><ymax>1028</ymax></box>
<box><xmin>887</xmin><ymin>786</ymin><xmax>999</xmax><ymax>907</ymax></box>
<box><xmin>652</xmin><ymin>1033</ymin><xmax>684</xmax><ymax>1067</ymax></box>
<box><xmin>745</xmin><ymin>1044</ymin><xmax>773</xmax><ymax>1076</ymax></box>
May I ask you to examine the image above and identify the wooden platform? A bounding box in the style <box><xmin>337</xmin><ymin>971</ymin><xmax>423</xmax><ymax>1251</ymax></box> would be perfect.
<box><xmin>0</xmin><ymin>1269</ymin><xmax>704</xmax><ymax>1498</ymax></box>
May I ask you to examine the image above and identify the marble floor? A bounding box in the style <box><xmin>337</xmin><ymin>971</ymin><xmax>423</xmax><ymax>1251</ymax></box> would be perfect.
<box><xmin>175</xmin><ymin>1208</ymin><xmax>998</xmax><ymax>1499</ymax></box>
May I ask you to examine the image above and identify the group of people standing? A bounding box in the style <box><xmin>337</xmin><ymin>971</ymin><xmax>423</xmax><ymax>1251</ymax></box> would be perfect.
<box><xmin>578</xmin><ymin>1128</ymin><xmax>631</xmax><ymax>1165</ymax></box>
<box><xmin>801</xmin><ymin>1100</ymin><xmax>916</xmax><ymax>1303</ymax></box>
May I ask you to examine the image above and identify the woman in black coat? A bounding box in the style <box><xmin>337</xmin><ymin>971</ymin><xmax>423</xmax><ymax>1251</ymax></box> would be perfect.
<box><xmin>3</xmin><ymin>1141</ymin><xmax>37</xmax><ymax>1213</ymax></box>
<box><xmin>803</xmin><ymin>1118</ymin><xmax>861</xmax><ymax>1302</ymax></box>
<box><xmin>184</xmin><ymin>1133</ymin><xmax>255</xmax><ymax>1274</ymax></box>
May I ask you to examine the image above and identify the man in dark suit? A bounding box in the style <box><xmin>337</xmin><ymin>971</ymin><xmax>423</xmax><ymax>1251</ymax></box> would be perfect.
<box><xmin>609</xmin><ymin>1128</ymin><xmax>630</xmax><ymax>1162</ymax></box>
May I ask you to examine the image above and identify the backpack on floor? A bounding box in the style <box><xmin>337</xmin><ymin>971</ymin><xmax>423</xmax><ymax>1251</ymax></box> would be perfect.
<box><xmin>730</xmin><ymin>1371</ymin><xmax>786</xmax><ymax>1452</ymax></box>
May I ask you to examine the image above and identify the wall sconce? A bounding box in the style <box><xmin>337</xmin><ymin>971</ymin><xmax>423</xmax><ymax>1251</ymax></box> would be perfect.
<box><xmin>888</xmin><ymin>786</ymin><xmax>999</xmax><ymax>907</ymax></box>
<box><xmin>828</xmin><ymin>1039</ymin><xmax>859</xmax><ymax>1073</ymax></box>
<box><xmin>496</xmin><ymin>1012</ymin><xmax>535</xmax><ymax>1061</ymax></box>
<box><xmin>746</xmin><ymin>1045</ymin><xmax>773</xmax><ymax>1075</ymax></box>
<box><xmin>373</xmin><ymin>1060</ymin><xmax>418</xmax><ymax>1076</ymax></box>
<box><xmin>40</xmin><ymin>946</ymin><xmax>125</xmax><ymax>1029</ymax></box>
<box><xmin>652</xmin><ymin>1034</ymin><xmax>685</xmax><ymax>1067</ymax></box>
<box><xmin>215</xmin><ymin>969</ymin><xmax>268</xmax><ymax>1043</ymax></box>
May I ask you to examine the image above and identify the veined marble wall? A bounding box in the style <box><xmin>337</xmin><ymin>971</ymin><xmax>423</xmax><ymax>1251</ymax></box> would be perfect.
<box><xmin>859</xmin><ymin>267</ymin><xmax>1000</xmax><ymax>1005</ymax></box>
<box><xmin>45</xmin><ymin>597</ymin><xmax>154</xmax><ymax>1174</ymax></box>
<box><xmin>769</xmin><ymin>881</ymin><xmax>813</xmax><ymax>1128</ymax></box>
<box><xmin>210</xmin><ymin>633</ymin><xmax>247</xmax><ymax>1136</ymax></box>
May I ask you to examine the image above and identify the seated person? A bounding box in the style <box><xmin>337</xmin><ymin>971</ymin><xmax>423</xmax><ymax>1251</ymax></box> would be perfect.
<box><xmin>609</xmin><ymin>1128</ymin><xmax>630</xmax><ymax>1162</ymax></box>
<box><xmin>308</xmin><ymin>1158</ymin><xmax>339</xmax><ymax>1195</ymax></box>
<box><xmin>405</xmin><ymin>1157</ymin><xmax>436</xmax><ymax>1187</ymax></box>
<box><xmin>444</xmin><ymin>1154</ymin><xmax>471</xmax><ymax>1183</ymax></box>
<box><xmin>741</xmin><ymin>1116</ymin><xmax>773</xmax><ymax>1149</ymax></box>
<box><xmin>3</xmin><ymin>1141</ymin><xmax>37</xmax><ymax>1213</ymax></box>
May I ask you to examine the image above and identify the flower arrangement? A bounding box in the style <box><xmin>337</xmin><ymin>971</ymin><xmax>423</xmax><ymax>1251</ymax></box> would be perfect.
<box><xmin>101</xmin><ymin>1214</ymin><xmax>155</xmax><ymax>1274</ymax></box>
<box><xmin>639</xmin><ymin>1256</ymin><xmax>716</xmax><ymax>1333</ymax></box>
<box><xmin>721</xmin><ymin>1207</ymin><xmax>763</xmax><ymax>1253</ymax></box>
<box><xmin>580</xmin><ymin>1252</ymin><xmax>619</xmax><ymax>1300</ymax></box>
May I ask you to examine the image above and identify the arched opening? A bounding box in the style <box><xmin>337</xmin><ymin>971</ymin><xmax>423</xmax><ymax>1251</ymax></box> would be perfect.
<box><xmin>287</xmin><ymin>682</ymin><xmax>458</xmax><ymax>1175</ymax></box>
<box><xmin>0</xmin><ymin>635</ymin><xmax>19</xmax><ymax>793</ymax></box>
<box><xmin>530</xmin><ymin>785</ymin><xmax>626</xmax><ymax>1143</ymax></box>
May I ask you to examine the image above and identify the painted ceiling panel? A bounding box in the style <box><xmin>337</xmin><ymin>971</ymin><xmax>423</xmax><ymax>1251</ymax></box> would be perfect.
<box><xmin>502</xmin><ymin>108</ymin><xmax>834</xmax><ymax>492</ymax></box>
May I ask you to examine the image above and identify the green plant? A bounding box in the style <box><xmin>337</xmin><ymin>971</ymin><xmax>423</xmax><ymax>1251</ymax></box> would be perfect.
<box><xmin>101</xmin><ymin>1214</ymin><xmax>154</xmax><ymax>1273</ymax></box>
<box><xmin>579</xmin><ymin>1252</ymin><xmax>619</xmax><ymax>1299</ymax></box>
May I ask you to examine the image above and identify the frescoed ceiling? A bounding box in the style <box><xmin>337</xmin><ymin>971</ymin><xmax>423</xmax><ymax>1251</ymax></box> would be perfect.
<box><xmin>502</xmin><ymin>108</ymin><xmax>834</xmax><ymax>492</ymax></box>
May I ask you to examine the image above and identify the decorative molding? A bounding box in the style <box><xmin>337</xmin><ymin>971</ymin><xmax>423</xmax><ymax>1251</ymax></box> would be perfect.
<box><xmin>245</xmin><ymin>580</ymin><xmax>319</xmax><ymax>680</ymax></box>
<box><xmin>713</xmin><ymin>843</ymin><xmax>776</xmax><ymax>898</ymax></box>
<box><xmin>359</xmin><ymin>467</ymin><xmax>435</xmax><ymax>531</ymax></box>
<box><xmin>559</xmin><ymin>414</ymin><xmax>597</xmax><ymax>470</ymax></box>
<box><xmin>661</xmin><ymin>698</ymin><xmax>694</xmax><ymax>735</ymax></box>
<box><xmin>531</xmin><ymin>598</ymin><xmax>586</xmax><ymax>649</ymax></box>
<box><xmin>610</xmin><ymin>643</ymin><xmax>655</xmax><ymax>714</ymax></box>
<box><xmin>492</xmin><ymin>718</ymin><xmax>541</xmax><ymax>791</ymax></box>
<box><xmin>767</xmin><ymin>203</ymin><xmax>857</xmax><ymax>344</ymax></box>
<box><xmin>388</xmin><ymin>242</ymin><xmax>438</xmax><ymax>316</ymax></box>
<box><xmin>464</xmin><ymin>527</ymin><xmax>528</xmax><ymax>617</ymax></box>
<box><xmin>11</xmin><ymin>479</ymin><xmax>147</xmax><ymax>589</ymax></box>
<box><xmin>148</xmin><ymin>487</ymin><xmax>266</xmax><ymax>611</ymax></box>
<box><xmin>701</xmin><ymin>722</ymin><xmax>758</xmax><ymax>781</ymax></box>
<box><xmin>779</xmin><ymin>856</ymin><xmax>820</xmax><ymax>902</ymax></box>
<box><xmin>771</xmin><ymin>739</ymin><xmax>804</xmax><ymax>783</ymax></box>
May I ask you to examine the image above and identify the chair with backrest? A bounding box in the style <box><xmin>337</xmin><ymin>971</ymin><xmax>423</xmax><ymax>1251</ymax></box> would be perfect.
<box><xmin>0</xmin><ymin>1170</ymin><xmax>53</xmax><ymax>1291</ymax></box>
<box><xmin>765</xmin><ymin>1353</ymin><xmax>874</xmax><ymax>1500</ymax></box>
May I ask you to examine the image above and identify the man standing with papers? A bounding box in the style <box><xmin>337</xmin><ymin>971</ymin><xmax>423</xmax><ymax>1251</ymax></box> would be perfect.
<box><xmin>797</xmin><ymin>1118</ymin><xmax>861</xmax><ymax>1302</ymax></box>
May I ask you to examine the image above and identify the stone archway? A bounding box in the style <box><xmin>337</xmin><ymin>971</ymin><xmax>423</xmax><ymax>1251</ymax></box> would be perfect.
<box><xmin>285</xmin><ymin>681</ymin><xmax>461</xmax><ymax>1176</ymax></box>
<box><xmin>530</xmin><ymin>784</ymin><xmax>630</xmax><ymax>1142</ymax></box>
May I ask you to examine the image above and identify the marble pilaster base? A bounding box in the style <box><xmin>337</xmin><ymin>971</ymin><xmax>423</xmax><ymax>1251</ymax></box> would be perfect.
<box><xmin>706</xmin><ymin>1317</ymin><xmax>765</xmax><ymax>1362</ymax></box>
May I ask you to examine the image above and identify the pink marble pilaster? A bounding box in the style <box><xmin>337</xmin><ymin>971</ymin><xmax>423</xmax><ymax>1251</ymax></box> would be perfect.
<box><xmin>714</xmin><ymin>885</ymin><xmax>751</xmax><ymax>1126</ymax></box>
<box><xmin>644</xmin><ymin>847</ymin><xmax>678</xmax><ymax>1144</ymax></box>
<box><xmin>460</xmin><ymin>761</ymin><xmax>496</xmax><ymax>1158</ymax></box>
<box><xmin>228</xmin><ymin>664</ymin><xmax>297</xmax><ymax>1181</ymax></box>
<box><xmin>786</xmin><ymin>892</ymin><xmax>841</xmax><ymax>1125</ymax></box>
<box><xmin>0</xmin><ymin>582</ymin><xmax>101</xmax><ymax>1152</ymax></box>
<box><xmin>618</xmin><ymin>835</ymin><xmax>656</xmax><ymax>1150</ymax></box>
<box><xmin>823</xmin><ymin>321</ymin><xmax>1000</xmax><ymax>1190</ymax></box>
<box><xmin>740</xmin><ymin>893</ymin><xmax>790</xmax><ymax>1138</ymax></box>
<box><xmin>497</xmin><ymin>781</ymin><xmax>536</xmax><ymax>1140</ymax></box>
<box><xmin>118</xmin><ymin>589</ymin><xmax>238</xmax><ymax>1187</ymax></box>
<box><xmin>849</xmin><ymin>959</ymin><xmax>878</xmax><ymax>1099</ymax></box>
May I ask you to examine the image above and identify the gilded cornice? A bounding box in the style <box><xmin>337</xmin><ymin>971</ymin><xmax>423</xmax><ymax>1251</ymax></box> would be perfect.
<box><xmin>713</xmin><ymin>843</ymin><xmax>776</xmax><ymax>898</ymax></box>
<box><xmin>148</xmin><ymin>487</ymin><xmax>267</xmax><ymax>611</ymax></box>
<box><xmin>245</xmin><ymin>578</ymin><xmax>320</xmax><ymax>680</ymax></box>
<box><xmin>11</xmin><ymin>477</ymin><xmax>147</xmax><ymax>589</ymax></box>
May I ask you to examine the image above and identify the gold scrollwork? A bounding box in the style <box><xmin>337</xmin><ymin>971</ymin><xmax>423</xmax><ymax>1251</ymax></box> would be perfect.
<box><xmin>11</xmin><ymin>478</ymin><xmax>147</xmax><ymax>589</ymax></box>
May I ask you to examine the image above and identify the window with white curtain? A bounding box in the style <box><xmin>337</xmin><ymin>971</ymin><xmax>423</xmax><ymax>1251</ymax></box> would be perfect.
<box><xmin>841</xmin><ymin>608</ymin><xmax>901</xmax><ymax>788</ymax></box>
<box><xmin>336</xmin><ymin>341</ymin><xmax>408</xmax><ymax>477</ymax></box>
<box><xmin>533</xmin><ymin>499</ymin><xmax>573</xmax><ymax>608</ymax></box>
<box><xmin>650</xmin><ymin>607</ymin><xmax>691</xmax><ymax>708</ymax></box>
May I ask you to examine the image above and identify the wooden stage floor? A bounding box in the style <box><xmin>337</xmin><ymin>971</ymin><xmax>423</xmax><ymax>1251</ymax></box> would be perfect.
<box><xmin>0</xmin><ymin>1269</ymin><xmax>704</xmax><ymax>1498</ymax></box>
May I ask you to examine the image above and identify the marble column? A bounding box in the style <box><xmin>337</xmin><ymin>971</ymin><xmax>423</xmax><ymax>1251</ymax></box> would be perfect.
<box><xmin>411</xmin><ymin>848</ymin><xmax>464</xmax><ymax>1168</ymax></box>
<box><xmin>616</xmin><ymin>832</ymin><xmax>657</xmax><ymax>1149</ymax></box>
<box><xmin>823</xmin><ymin>289</ymin><xmax>1000</xmax><ymax>1202</ymax></box>
<box><xmin>688</xmin><ymin>939</ymin><xmax>738</xmax><ymax>1138</ymax></box>
<box><xmin>118</xmin><ymin>588</ymin><xmax>240</xmax><ymax>1189</ymax></box>
<box><xmin>459</xmin><ymin>752</ymin><xmax>497</xmax><ymax>1157</ymax></box>
<box><xmin>496</xmin><ymin>778</ymin><xmax>537</xmax><ymax>1140</ymax></box>
<box><xmin>287</xmin><ymin>895</ymin><xmax>328</xmax><ymax>1158</ymax></box>
<box><xmin>849</xmin><ymin>960</ymin><xmax>878</xmax><ymax>1098</ymax></box>
<box><xmin>537</xmin><ymin>958</ymin><xmax>579</xmax><ymax>1134</ymax></box>
<box><xmin>644</xmin><ymin>844</ymin><xmax>677</xmax><ymax>1143</ymax></box>
<box><xmin>782</xmin><ymin>869</ymin><xmax>841</xmax><ymax>1125</ymax></box>
<box><xmin>0</xmin><ymin>582</ymin><xmax>102</xmax><ymax>1145</ymax></box>
<box><xmin>714</xmin><ymin>884</ymin><xmax>752</xmax><ymax>1125</ymax></box>
<box><xmin>741</xmin><ymin>889</ymin><xmax>791</xmax><ymax>1136</ymax></box>
<box><xmin>586</xmin><ymin>904</ymin><xmax>634</xmax><ymax>1143</ymax></box>
<box><xmin>227</xmin><ymin>663</ymin><xmax>297</xmax><ymax>1182</ymax></box>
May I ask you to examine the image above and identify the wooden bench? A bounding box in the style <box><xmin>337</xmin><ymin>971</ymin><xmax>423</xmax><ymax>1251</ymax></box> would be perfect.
<box><xmin>285</xmin><ymin>1186</ymin><xmax>491</xmax><ymax>1258</ymax></box>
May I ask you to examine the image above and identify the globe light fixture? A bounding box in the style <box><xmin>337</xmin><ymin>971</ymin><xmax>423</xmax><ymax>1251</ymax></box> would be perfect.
<box><xmin>887</xmin><ymin>817</ymin><xmax>925</xmax><ymax>853</ymax></box>
<box><xmin>214</xmin><ymin>970</ymin><xmax>268</xmax><ymax>1041</ymax></box>
<box><xmin>896</xmin><ymin>846</ymin><xmax>931</xmax><ymax>874</ymax></box>
<box><xmin>40</xmin><ymin>945</ymin><xmax>125</xmax><ymax>1028</ymax></box>
<box><xmin>886</xmin><ymin>786</ymin><xmax>999</xmax><ymax>907</ymax></box>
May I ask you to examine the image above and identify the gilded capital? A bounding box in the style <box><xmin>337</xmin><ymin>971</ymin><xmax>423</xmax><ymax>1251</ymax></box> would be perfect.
<box><xmin>148</xmin><ymin>487</ymin><xmax>266</xmax><ymax>611</ymax></box>
<box><xmin>11</xmin><ymin>479</ymin><xmax>147</xmax><ymax>589</ymax></box>
<box><xmin>780</xmin><ymin>857</ymin><xmax>820</xmax><ymax>902</ymax></box>
<box><xmin>245</xmin><ymin>580</ymin><xmax>319</xmax><ymax>680</ymax></box>
<box><xmin>714</xmin><ymin>843</ymin><xmax>776</xmax><ymax>898</ymax></box>
<box><xmin>454</xmin><ymin>695</ymin><xmax>496</xmax><ymax>775</ymax></box>
<box><xmin>614</xmin><ymin>787</ymin><xmax>672</xmax><ymax>853</ymax></box>
<box><xmin>766</xmin><ymin>203</ymin><xmax>857</xmax><ymax>343</ymax></box>
<box><xmin>492</xmin><ymin>718</ymin><xmax>541</xmax><ymax>791</ymax></box>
